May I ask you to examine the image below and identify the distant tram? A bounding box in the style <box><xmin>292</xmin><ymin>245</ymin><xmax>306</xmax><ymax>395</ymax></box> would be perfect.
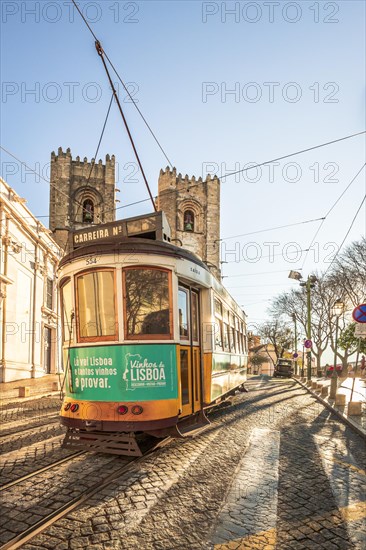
<box><xmin>59</xmin><ymin>212</ymin><xmax>248</xmax><ymax>455</ymax></box>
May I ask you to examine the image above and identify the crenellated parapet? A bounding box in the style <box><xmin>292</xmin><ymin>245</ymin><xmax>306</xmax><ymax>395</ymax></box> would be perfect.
<box><xmin>158</xmin><ymin>166</ymin><xmax>221</xmax><ymax>280</ymax></box>
<box><xmin>49</xmin><ymin>147</ymin><xmax>116</xmax><ymax>250</ymax></box>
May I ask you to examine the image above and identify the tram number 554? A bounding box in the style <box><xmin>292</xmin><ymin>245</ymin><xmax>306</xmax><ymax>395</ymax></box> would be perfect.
<box><xmin>86</xmin><ymin>256</ymin><xmax>99</xmax><ymax>266</ymax></box>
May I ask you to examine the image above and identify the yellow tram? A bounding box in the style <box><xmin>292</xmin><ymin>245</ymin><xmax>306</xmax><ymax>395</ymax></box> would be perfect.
<box><xmin>59</xmin><ymin>212</ymin><xmax>248</xmax><ymax>455</ymax></box>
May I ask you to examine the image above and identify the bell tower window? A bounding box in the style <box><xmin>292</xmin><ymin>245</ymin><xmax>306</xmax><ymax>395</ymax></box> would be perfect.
<box><xmin>83</xmin><ymin>199</ymin><xmax>94</xmax><ymax>223</ymax></box>
<box><xmin>184</xmin><ymin>210</ymin><xmax>194</xmax><ymax>232</ymax></box>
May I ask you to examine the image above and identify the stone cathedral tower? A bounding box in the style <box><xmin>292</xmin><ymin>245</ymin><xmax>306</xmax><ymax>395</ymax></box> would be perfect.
<box><xmin>157</xmin><ymin>167</ymin><xmax>221</xmax><ymax>280</ymax></box>
<box><xmin>49</xmin><ymin>147</ymin><xmax>116</xmax><ymax>250</ymax></box>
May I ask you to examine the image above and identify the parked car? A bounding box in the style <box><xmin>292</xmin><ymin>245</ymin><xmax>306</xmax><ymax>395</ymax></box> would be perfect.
<box><xmin>273</xmin><ymin>359</ymin><xmax>293</xmax><ymax>378</ymax></box>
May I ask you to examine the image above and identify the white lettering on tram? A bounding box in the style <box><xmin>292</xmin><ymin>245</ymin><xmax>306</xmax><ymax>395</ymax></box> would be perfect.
<box><xmin>74</xmin><ymin>228</ymin><xmax>110</xmax><ymax>243</ymax></box>
<box><xmin>130</xmin><ymin>359</ymin><xmax>166</xmax><ymax>382</ymax></box>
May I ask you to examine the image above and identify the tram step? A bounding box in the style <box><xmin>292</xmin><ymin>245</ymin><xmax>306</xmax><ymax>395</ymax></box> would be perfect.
<box><xmin>62</xmin><ymin>429</ymin><xmax>143</xmax><ymax>456</ymax></box>
<box><xmin>175</xmin><ymin>410</ymin><xmax>211</xmax><ymax>438</ymax></box>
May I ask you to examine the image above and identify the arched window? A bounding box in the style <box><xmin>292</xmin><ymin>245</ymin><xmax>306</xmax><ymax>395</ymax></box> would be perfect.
<box><xmin>184</xmin><ymin>210</ymin><xmax>194</xmax><ymax>232</ymax></box>
<box><xmin>83</xmin><ymin>199</ymin><xmax>94</xmax><ymax>223</ymax></box>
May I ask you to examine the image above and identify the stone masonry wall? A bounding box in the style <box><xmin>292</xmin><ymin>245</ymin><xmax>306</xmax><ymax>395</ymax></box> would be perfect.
<box><xmin>157</xmin><ymin>167</ymin><xmax>221</xmax><ymax>279</ymax></box>
<box><xmin>49</xmin><ymin>147</ymin><xmax>115</xmax><ymax>249</ymax></box>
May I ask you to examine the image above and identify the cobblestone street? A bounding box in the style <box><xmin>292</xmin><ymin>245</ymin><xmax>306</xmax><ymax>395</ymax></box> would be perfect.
<box><xmin>1</xmin><ymin>377</ymin><xmax>365</xmax><ymax>550</ymax></box>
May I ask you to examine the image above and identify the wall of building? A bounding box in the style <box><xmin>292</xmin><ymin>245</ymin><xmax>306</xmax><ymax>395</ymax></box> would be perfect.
<box><xmin>157</xmin><ymin>167</ymin><xmax>221</xmax><ymax>280</ymax></box>
<box><xmin>0</xmin><ymin>178</ymin><xmax>62</xmax><ymax>382</ymax></box>
<box><xmin>49</xmin><ymin>147</ymin><xmax>116</xmax><ymax>251</ymax></box>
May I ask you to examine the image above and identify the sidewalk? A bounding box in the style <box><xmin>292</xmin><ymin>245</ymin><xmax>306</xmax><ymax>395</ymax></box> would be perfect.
<box><xmin>295</xmin><ymin>374</ymin><xmax>366</xmax><ymax>439</ymax></box>
<box><xmin>0</xmin><ymin>374</ymin><xmax>62</xmax><ymax>404</ymax></box>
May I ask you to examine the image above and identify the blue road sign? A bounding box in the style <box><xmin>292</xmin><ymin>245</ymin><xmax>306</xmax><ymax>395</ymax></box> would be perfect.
<box><xmin>352</xmin><ymin>304</ymin><xmax>366</xmax><ymax>323</ymax></box>
<box><xmin>304</xmin><ymin>339</ymin><xmax>312</xmax><ymax>349</ymax></box>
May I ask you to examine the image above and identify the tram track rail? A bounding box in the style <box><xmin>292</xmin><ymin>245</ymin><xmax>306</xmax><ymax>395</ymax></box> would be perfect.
<box><xmin>0</xmin><ymin>451</ymin><xmax>86</xmax><ymax>491</ymax></box>
<box><xmin>0</xmin><ymin>414</ymin><xmax>60</xmax><ymax>440</ymax></box>
<box><xmin>0</xmin><ymin>437</ymin><xmax>171</xmax><ymax>550</ymax></box>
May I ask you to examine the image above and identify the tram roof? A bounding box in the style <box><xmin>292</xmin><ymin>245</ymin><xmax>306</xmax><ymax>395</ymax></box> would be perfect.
<box><xmin>59</xmin><ymin>237</ymin><xmax>209</xmax><ymax>271</ymax></box>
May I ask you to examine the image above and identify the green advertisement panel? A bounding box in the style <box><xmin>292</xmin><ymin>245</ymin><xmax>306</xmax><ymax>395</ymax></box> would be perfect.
<box><xmin>66</xmin><ymin>345</ymin><xmax>178</xmax><ymax>402</ymax></box>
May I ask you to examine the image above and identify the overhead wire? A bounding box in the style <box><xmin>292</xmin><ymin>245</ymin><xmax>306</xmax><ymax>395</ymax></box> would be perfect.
<box><xmin>323</xmin><ymin>193</ymin><xmax>366</xmax><ymax>277</ymax></box>
<box><xmin>300</xmin><ymin>163</ymin><xmax>366</xmax><ymax>270</ymax></box>
<box><xmin>70</xmin><ymin>92</ymin><xmax>114</xmax><ymax>229</ymax></box>
<box><xmin>70</xmin><ymin>0</ymin><xmax>173</xmax><ymax>169</ymax></box>
<box><xmin>220</xmin><ymin>219</ymin><xmax>324</xmax><ymax>241</ymax></box>
<box><xmin>95</xmin><ymin>129</ymin><xmax>365</xmax><ymax>220</ymax></box>
<box><xmin>218</xmin><ymin>131</ymin><xmax>366</xmax><ymax>180</ymax></box>
<box><xmin>94</xmin><ymin>40</ymin><xmax>156</xmax><ymax>212</ymax></box>
<box><xmin>0</xmin><ymin>145</ymin><xmax>87</xmax><ymax>213</ymax></box>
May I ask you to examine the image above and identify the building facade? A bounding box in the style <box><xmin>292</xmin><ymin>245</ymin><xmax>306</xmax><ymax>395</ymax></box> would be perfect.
<box><xmin>0</xmin><ymin>178</ymin><xmax>62</xmax><ymax>382</ymax></box>
<box><xmin>157</xmin><ymin>167</ymin><xmax>221</xmax><ymax>279</ymax></box>
<box><xmin>49</xmin><ymin>147</ymin><xmax>116</xmax><ymax>251</ymax></box>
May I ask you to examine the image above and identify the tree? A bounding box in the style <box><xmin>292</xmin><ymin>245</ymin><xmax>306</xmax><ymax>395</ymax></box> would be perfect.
<box><xmin>338</xmin><ymin>323</ymin><xmax>366</xmax><ymax>356</ymax></box>
<box><xmin>249</xmin><ymin>352</ymin><xmax>268</xmax><ymax>374</ymax></box>
<box><xmin>328</xmin><ymin>237</ymin><xmax>366</xmax><ymax>307</ymax></box>
<box><xmin>270</xmin><ymin>277</ymin><xmax>330</xmax><ymax>374</ymax></box>
<box><xmin>258</xmin><ymin>320</ymin><xmax>293</xmax><ymax>362</ymax></box>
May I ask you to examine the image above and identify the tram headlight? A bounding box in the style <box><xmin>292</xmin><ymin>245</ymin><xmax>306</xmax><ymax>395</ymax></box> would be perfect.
<box><xmin>131</xmin><ymin>405</ymin><xmax>143</xmax><ymax>415</ymax></box>
<box><xmin>117</xmin><ymin>405</ymin><xmax>128</xmax><ymax>415</ymax></box>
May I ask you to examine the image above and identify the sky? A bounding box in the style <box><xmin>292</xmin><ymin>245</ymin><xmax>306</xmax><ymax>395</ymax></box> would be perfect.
<box><xmin>1</xmin><ymin>0</ymin><xmax>365</xmax><ymax>346</ymax></box>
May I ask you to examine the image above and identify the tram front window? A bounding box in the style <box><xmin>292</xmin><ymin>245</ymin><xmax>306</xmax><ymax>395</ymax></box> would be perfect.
<box><xmin>61</xmin><ymin>279</ymin><xmax>73</xmax><ymax>343</ymax></box>
<box><xmin>76</xmin><ymin>270</ymin><xmax>117</xmax><ymax>341</ymax></box>
<box><xmin>124</xmin><ymin>268</ymin><xmax>172</xmax><ymax>339</ymax></box>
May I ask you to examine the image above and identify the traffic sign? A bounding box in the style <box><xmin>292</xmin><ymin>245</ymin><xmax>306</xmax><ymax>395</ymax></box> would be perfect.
<box><xmin>355</xmin><ymin>324</ymin><xmax>366</xmax><ymax>337</ymax></box>
<box><xmin>352</xmin><ymin>304</ymin><xmax>366</xmax><ymax>323</ymax></box>
<box><xmin>293</xmin><ymin>353</ymin><xmax>299</xmax><ymax>358</ymax></box>
<box><xmin>304</xmin><ymin>339</ymin><xmax>312</xmax><ymax>349</ymax></box>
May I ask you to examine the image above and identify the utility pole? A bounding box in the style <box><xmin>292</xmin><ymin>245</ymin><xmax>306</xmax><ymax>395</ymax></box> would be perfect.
<box><xmin>288</xmin><ymin>271</ymin><xmax>317</xmax><ymax>382</ymax></box>
<box><xmin>329</xmin><ymin>299</ymin><xmax>345</xmax><ymax>399</ymax></box>
<box><xmin>306</xmin><ymin>277</ymin><xmax>312</xmax><ymax>381</ymax></box>
<box><xmin>292</xmin><ymin>313</ymin><xmax>298</xmax><ymax>375</ymax></box>
<box><xmin>301</xmin><ymin>275</ymin><xmax>317</xmax><ymax>382</ymax></box>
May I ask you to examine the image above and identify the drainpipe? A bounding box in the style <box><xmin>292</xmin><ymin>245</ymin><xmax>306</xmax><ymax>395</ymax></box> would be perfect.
<box><xmin>31</xmin><ymin>242</ymin><xmax>38</xmax><ymax>378</ymax></box>
<box><xmin>1</xmin><ymin>214</ymin><xmax>9</xmax><ymax>382</ymax></box>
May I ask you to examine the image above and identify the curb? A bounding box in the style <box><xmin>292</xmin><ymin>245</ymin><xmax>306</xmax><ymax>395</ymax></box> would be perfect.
<box><xmin>294</xmin><ymin>378</ymin><xmax>366</xmax><ymax>440</ymax></box>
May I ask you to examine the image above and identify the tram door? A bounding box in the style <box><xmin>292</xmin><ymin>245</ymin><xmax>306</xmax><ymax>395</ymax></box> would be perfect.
<box><xmin>178</xmin><ymin>286</ymin><xmax>201</xmax><ymax>416</ymax></box>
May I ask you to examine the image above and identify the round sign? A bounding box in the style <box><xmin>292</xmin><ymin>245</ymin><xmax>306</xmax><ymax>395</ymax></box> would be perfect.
<box><xmin>304</xmin><ymin>339</ymin><xmax>312</xmax><ymax>349</ymax></box>
<box><xmin>352</xmin><ymin>304</ymin><xmax>366</xmax><ymax>323</ymax></box>
<box><xmin>293</xmin><ymin>353</ymin><xmax>299</xmax><ymax>358</ymax></box>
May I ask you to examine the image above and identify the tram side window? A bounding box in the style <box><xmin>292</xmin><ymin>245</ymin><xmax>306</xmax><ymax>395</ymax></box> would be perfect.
<box><xmin>214</xmin><ymin>298</ymin><xmax>223</xmax><ymax>350</ymax></box>
<box><xmin>178</xmin><ymin>288</ymin><xmax>189</xmax><ymax>340</ymax></box>
<box><xmin>230</xmin><ymin>314</ymin><xmax>236</xmax><ymax>352</ymax></box>
<box><xmin>191</xmin><ymin>291</ymin><xmax>199</xmax><ymax>342</ymax></box>
<box><xmin>76</xmin><ymin>270</ymin><xmax>117</xmax><ymax>341</ymax></box>
<box><xmin>124</xmin><ymin>268</ymin><xmax>172</xmax><ymax>339</ymax></box>
<box><xmin>230</xmin><ymin>326</ymin><xmax>236</xmax><ymax>353</ymax></box>
<box><xmin>61</xmin><ymin>279</ymin><xmax>73</xmax><ymax>343</ymax></box>
<box><xmin>222</xmin><ymin>309</ymin><xmax>230</xmax><ymax>351</ymax></box>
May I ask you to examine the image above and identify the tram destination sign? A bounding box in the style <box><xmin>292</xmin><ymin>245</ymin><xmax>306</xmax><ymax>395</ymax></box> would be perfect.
<box><xmin>71</xmin><ymin>212</ymin><xmax>171</xmax><ymax>250</ymax></box>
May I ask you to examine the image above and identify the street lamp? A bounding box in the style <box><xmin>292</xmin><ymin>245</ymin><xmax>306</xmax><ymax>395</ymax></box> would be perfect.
<box><xmin>329</xmin><ymin>298</ymin><xmax>345</xmax><ymax>399</ymax></box>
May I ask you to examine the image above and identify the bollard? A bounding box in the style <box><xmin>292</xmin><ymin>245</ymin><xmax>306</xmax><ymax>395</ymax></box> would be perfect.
<box><xmin>348</xmin><ymin>402</ymin><xmax>362</xmax><ymax>416</ymax></box>
<box><xmin>321</xmin><ymin>386</ymin><xmax>329</xmax><ymax>397</ymax></box>
<box><xmin>52</xmin><ymin>382</ymin><xmax>59</xmax><ymax>391</ymax></box>
<box><xmin>316</xmin><ymin>383</ymin><xmax>323</xmax><ymax>391</ymax></box>
<box><xmin>335</xmin><ymin>394</ymin><xmax>346</xmax><ymax>406</ymax></box>
<box><xmin>19</xmin><ymin>387</ymin><xmax>30</xmax><ymax>397</ymax></box>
